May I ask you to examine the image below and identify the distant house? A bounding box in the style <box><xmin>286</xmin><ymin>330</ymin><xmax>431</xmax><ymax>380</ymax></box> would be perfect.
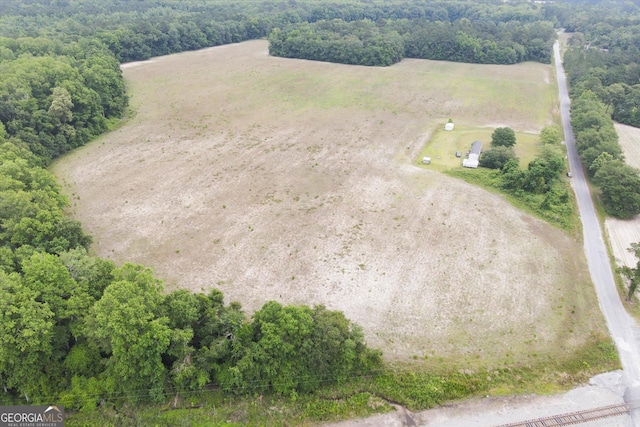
<box><xmin>422</xmin><ymin>156</ymin><xmax>431</xmax><ymax>164</ymax></box>
<box><xmin>462</xmin><ymin>141</ymin><xmax>482</xmax><ymax>168</ymax></box>
<box><xmin>444</xmin><ymin>122</ymin><xmax>454</xmax><ymax>131</ymax></box>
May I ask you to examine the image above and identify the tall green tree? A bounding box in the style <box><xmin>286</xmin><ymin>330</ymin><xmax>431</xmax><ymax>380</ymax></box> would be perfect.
<box><xmin>594</xmin><ymin>161</ymin><xmax>640</xmax><ymax>218</ymax></box>
<box><xmin>491</xmin><ymin>127</ymin><xmax>516</xmax><ymax>147</ymax></box>
<box><xmin>479</xmin><ymin>146</ymin><xmax>517</xmax><ymax>169</ymax></box>
<box><xmin>540</xmin><ymin>125</ymin><xmax>562</xmax><ymax>145</ymax></box>
<box><xmin>0</xmin><ymin>271</ymin><xmax>55</xmax><ymax>403</ymax></box>
<box><xmin>89</xmin><ymin>264</ymin><xmax>171</xmax><ymax>402</ymax></box>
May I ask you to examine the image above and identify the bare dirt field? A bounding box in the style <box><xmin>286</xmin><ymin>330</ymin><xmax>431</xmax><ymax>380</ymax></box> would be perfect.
<box><xmin>605</xmin><ymin>123</ymin><xmax>640</xmax><ymax>269</ymax></box>
<box><xmin>52</xmin><ymin>40</ymin><xmax>605</xmax><ymax>365</ymax></box>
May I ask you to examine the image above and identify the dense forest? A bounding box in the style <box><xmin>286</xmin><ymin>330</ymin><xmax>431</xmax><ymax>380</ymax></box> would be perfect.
<box><xmin>269</xmin><ymin>15</ymin><xmax>555</xmax><ymax>66</ymax></box>
<box><xmin>0</xmin><ymin>0</ymin><xmax>639</xmax><ymax>418</ymax></box>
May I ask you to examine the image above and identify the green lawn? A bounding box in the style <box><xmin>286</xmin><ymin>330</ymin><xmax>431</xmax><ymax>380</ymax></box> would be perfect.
<box><xmin>417</xmin><ymin>125</ymin><xmax>542</xmax><ymax>171</ymax></box>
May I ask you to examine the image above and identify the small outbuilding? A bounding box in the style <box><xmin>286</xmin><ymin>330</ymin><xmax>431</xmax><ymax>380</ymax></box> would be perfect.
<box><xmin>422</xmin><ymin>156</ymin><xmax>431</xmax><ymax>164</ymax></box>
<box><xmin>462</xmin><ymin>141</ymin><xmax>482</xmax><ymax>168</ymax></box>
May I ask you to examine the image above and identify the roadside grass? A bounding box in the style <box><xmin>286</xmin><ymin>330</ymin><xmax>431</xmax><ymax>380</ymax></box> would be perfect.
<box><xmin>66</xmin><ymin>334</ymin><xmax>617</xmax><ymax>426</ymax></box>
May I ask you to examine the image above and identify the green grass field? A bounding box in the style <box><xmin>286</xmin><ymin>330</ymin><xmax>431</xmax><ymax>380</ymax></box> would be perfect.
<box><xmin>416</xmin><ymin>125</ymin><xmax>543</xmax><ymax>171</ymax></box>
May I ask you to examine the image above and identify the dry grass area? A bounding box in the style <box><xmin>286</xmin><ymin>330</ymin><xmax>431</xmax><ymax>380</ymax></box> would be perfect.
<box><xmin>606</xmin><ymin>123</ymin><xmax>640</xmax><ymax>268</ymax></box>
<box><xmin>52</xmin><ymin>40</ymin><xmax>605</xmax><ymax>366</ymax></box>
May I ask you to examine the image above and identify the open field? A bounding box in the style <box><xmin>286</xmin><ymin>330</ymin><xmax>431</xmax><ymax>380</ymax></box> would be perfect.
<box><xmin>52</xmin><ymin>40</ymin><xmax>605</xmax><ymax>366</ymax></box>
<box><xmin>606</xmin><ymin>123</ymin><xmax>640</xmax><ymax>268</ymax></box>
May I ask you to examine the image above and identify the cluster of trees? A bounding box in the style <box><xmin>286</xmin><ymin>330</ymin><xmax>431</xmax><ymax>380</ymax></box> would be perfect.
<box><xmin>269</xmin><ymin>18</ymin><xmax>555</xmax><ymax>67</ymax></box>
<box><xmin>1</xmin><ymin>249</ymin><xmax>380</xmax><ymax>409</ymax></box>
<box><xmin>0</xmin><ymin>37</ymin><xmax>127</xmax><ymax>161</ymax></box>
<box><xmin>269</xmin><ymin>20</ymin><xmax>404</xmax><ymax>66</ymax></box>
<box><xmin>621</xmin><ymin>242</ymin><xmax>640</xmax><ymax>301</ymax></box>
<box><xmin>479</xmin><ymin>128</ymin><xmax>517</xmax><ymax>169</ymax></box>
<box><xmin>474</xmin><ymin>127</ymin><xmax>572</xmax><ymax>226</ymax></box>
<box><xmin>571</xmin><ymin>91</ymin><xmax>640</xmax><ymax>218</ymax></box>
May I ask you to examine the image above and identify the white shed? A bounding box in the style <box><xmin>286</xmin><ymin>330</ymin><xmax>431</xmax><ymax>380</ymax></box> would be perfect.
<box><xmin>462</xmin><ymin>141</ymin><xmax>482</xmax><ymax>168</ymax></box>
<box><xmin>422</xmin><ymin>157</ymin><xmax>431</xmax><ymax>164</ymax></box>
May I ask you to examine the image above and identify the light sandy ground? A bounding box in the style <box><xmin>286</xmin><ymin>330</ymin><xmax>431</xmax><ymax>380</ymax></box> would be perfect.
<box><xmin>606</xmin><ymin>124</ymin><xmax>640</xmax><ymax>269</ymax></box>
<box><xmin>606</xmin><ymin>218</ymin><xmax>640</xmax><ymax>268</ymax></box>
<box><xmin>324</xmin><ymin>371</ymin><xmax>631</xmax><ymax>426</ymax></box>
<box><xmin>53</xmin><ymin>41</ymin><xmax>602</xmax><ymax>365</ymax></box>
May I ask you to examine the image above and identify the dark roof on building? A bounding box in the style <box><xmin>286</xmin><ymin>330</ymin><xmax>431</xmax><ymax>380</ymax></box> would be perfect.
<box><xmin>470</xmin><ymin>140</ymin><xmax>482</xmax><ymax>155</ymax></box>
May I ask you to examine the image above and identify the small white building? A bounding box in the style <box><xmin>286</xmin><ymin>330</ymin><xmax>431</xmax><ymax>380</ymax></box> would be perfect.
<box><xmin>444</xmin><ymin>122</ymin><xmax>454</xmax><ymax>131</ymax></box>
<box><xmin>422</xmin><ymin>156</ymin><xmax>431</xmax><ymax>164</ymax></box>
<box><xmin>462</xmin><ymin>141</ymin><xmax>482</xmax><ymax>168</ymax></box>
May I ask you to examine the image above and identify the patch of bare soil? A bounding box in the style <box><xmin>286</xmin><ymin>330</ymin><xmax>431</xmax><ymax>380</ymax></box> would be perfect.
<box><xmin>52</xmin><ymin>41</ymin><xmax>601</xmax><ymax>363</ymax></box>
<box><xmin>606</xmin><ymin>218</ymin><xmax>640</xmax><ymax>268</ymax></box>
<box><xmin>606</xmin><ymin>124</ymin><xmax>640</xmax><ymax>270</ymax></box>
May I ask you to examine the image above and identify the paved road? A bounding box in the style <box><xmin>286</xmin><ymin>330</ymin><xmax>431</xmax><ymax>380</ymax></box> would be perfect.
<box><xmin>554</xmin><ymin>41</ymin><xmax>640</xmax><ymax>426</ymax></box>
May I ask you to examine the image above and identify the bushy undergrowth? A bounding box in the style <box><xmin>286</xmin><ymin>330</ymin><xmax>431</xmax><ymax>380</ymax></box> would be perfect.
<box><xmin>66</xmin><ymin>333</ymin><xmax>618</xmax><ymax>426</ymax></box>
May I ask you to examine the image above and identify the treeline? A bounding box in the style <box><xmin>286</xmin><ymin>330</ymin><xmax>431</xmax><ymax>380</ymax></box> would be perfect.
<box><xmin>269</xmin><ymin>20</ymin><xmax>404</xmax><ymax>67</ymax></box>
<box><xmin>270</xmin><ymin>17</ymin><xmax>556</xmax><ymax>66</ymax></box>
<box><xmin>3</xmin><ymin>0</ymin><xmax>639</xmax><ymax>71</ymax></box>
<box><xmin>1</xmin><ymin>0</ymin><xmax>558</xmax><ymax>65</ymax></box>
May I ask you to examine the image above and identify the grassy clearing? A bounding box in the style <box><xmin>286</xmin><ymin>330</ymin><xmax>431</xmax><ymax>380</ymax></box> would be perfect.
<box><xmin>417</xmin><ymin>126</ymin><xmax>542</xmax><ymax>171</ymax></box>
